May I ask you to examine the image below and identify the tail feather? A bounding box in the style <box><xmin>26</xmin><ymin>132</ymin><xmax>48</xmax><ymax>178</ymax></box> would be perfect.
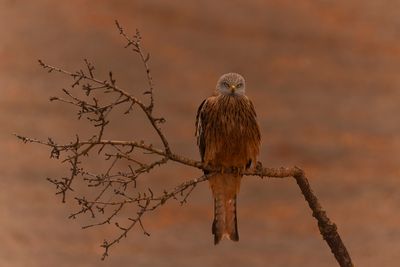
<box><xmin>212</xmin><ymin>194</ymin><xmax>239</xmax><ymax>244</ymax></box>
<box><xmin>212</xmin><ymin>193</ymin><xmax>224</xmax><ymax>244</ymax></box>
<box><xmin>226</xmin><ymin>197</ymin><xmax>239</xmax><ymax>241</ymax></box>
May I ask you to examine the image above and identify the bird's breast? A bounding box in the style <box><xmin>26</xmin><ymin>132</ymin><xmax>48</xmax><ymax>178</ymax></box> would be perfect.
<box><xmin>203</xmin><ymin>95</ymin><xmax>259</xmax><ymax>168</ymax></box>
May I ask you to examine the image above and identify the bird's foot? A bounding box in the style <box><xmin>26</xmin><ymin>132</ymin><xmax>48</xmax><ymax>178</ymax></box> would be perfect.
<box><xmin>255</xmin><ymin>161</ymin><xmax>263</xmax><ymax>171</ymax></box>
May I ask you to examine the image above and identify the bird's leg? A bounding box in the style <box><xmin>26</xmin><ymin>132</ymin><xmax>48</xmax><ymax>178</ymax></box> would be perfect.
<box><xmin>255</xmin><ymin>161</ymin><xmax>264</xmax><ymax>178</ymax></box>
<box><xmin>230</xmin><ymin>166</ymin><xmax>242</xmax><ymax>176</ymax></box>
<box><xmin>221</xmin><ymin>166</ymin><xmax>225</xmax><ymax>174</ymax></box>
<box><xmin>237</xmin><ymin>166</ymin><xmax>245</xmax><ymax>176</ymax></box>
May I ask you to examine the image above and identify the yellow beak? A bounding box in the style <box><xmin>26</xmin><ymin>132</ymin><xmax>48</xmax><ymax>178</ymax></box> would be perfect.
<box><xmin>230</xmin><ymin>85</ymin><xmax>236</xmax><ymax>93</ymax></box>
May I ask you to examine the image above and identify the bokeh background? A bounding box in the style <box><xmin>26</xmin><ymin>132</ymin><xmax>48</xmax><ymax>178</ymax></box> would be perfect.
<box><xmin>1</xmin><ymin>0</ymin><xmax>400</xmax><ymax>266</ymax></box>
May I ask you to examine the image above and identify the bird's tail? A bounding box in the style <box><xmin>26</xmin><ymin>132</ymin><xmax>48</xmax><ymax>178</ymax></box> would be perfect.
<box><xmin>209</xmin><ymin>174</ymin><xmax>240</xmax><ymax>244</ymax></box>
<box><xmin>212</xmin><ymin>193</ymin><xmax>239</xmax><ymax>244</ymax></box>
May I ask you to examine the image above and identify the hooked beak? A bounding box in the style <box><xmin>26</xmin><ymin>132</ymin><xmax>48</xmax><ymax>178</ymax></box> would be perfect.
<box><xmin>230</xmin><ymin>85</ymin><xmax>236</xmax><ymax>93</ymax></box>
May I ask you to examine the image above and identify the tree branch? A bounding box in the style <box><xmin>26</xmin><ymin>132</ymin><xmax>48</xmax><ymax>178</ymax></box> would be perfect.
<box><xmin>16</xmin><ymin>21</ymin><xmax>353</xmax><ymax>267</ymax></box>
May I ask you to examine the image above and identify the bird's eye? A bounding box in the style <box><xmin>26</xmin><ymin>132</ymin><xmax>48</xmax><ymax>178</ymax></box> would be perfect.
<box><xmin>222</xmin><ymin>82</ymin><xmax>230</xmax><ymax>88</ymax></box>
<box><xmin>237</xmin><ymin>83</ymin><xmax>243</xmax><ymax>88</ymax></box>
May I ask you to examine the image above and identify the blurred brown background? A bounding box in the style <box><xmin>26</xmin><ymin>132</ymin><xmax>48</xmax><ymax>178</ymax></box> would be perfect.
<box><xmin>1</xmin><ymin>0</ymin><xmax>400</xmax><ymax>266</ymax></box>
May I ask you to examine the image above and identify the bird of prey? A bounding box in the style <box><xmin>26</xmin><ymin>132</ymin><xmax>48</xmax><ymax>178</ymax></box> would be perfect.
<box><xmin>195</xmin><ymin>73</ymin><xmax>261</xmax><ymax>244</ymax></box>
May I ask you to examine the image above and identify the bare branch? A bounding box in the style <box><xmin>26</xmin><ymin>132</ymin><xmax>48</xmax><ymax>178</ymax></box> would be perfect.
<box><xmin>17</xmin><ymin>22</ymin><xmax>354</xmax><ymax>267</ymax></box>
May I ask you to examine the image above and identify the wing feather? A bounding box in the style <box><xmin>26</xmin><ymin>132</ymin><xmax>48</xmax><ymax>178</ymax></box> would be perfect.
<box><xmin>195</xmin><ymin>98</ymin><xmax>208</xmax><ymax>161</ymax></box>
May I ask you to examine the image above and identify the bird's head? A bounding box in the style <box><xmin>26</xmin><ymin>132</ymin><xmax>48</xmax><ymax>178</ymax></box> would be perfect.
<box><xmin>216</xmin><ymin>73</ymin><xmax>246</xmax><ymax>96</ymax></box>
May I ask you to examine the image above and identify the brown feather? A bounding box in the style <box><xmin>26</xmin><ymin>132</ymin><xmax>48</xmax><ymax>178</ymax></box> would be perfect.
<box><xmin>196</xmin><ymin>93</ymin><xmax>260</xmax><ymax>243</ymax></box>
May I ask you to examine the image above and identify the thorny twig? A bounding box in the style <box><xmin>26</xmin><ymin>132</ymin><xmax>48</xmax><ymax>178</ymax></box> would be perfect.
<box><xmin>15</xmin><ymin>21</ymin><xmax>353</xmax><ymax>267</ymax></box>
